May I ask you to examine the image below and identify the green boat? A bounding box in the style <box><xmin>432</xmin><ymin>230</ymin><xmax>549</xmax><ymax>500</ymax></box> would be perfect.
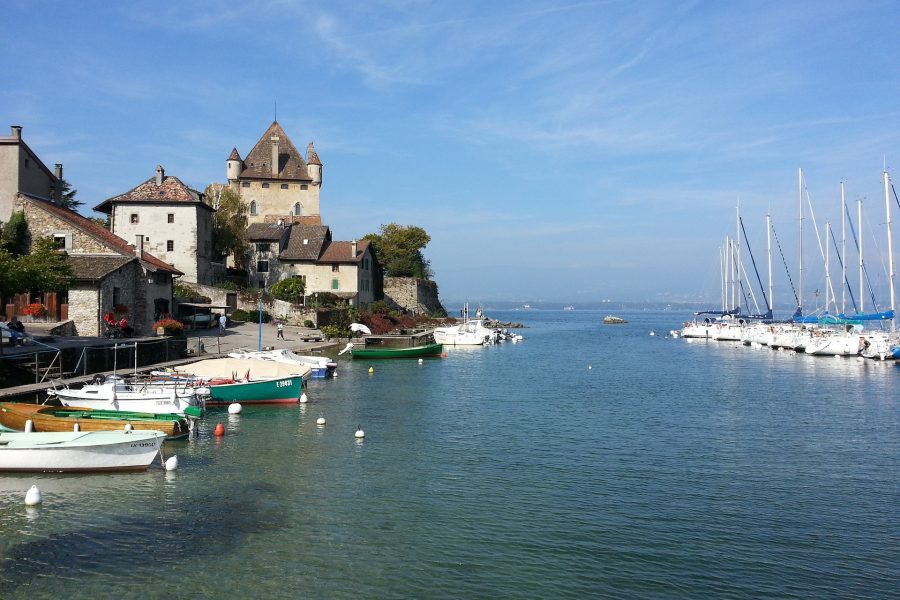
<box><xmin>206</xmin><ymin>375</ymin><xmax>303</xmax><ymax>405</ymax></box>
<box><xmin>350</xmin><ymin>342</ymin><xmax>444</xmax><ymax>359</ymax></box>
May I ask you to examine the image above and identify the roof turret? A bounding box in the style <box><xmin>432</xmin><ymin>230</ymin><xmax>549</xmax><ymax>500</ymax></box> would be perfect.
<box><xmin>306</xmin><ymin>142</ymin><xmax>321</xmax><ymax>166</ymax></box>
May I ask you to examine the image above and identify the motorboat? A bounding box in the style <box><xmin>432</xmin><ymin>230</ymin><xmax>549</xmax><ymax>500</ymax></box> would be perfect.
<box><xmin>228</xmin><ymin>349</ymin><xmax>336</xmax><ymax>378</ymax></box>
<box><xmin>48</xmin><ymin>375</ymin><xmax>202</xmax><ymax>416</ymax></box>
<box><xmin>0</xmin><ymin>429</ymin><xmax>166</xmax><ymax>472</ymax></box>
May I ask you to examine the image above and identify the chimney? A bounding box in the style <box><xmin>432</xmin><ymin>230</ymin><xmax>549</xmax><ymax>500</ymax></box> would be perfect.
<box><xmin>10</xmin><ymin>125</ymin><xmax>22</xmax><ymax>140</ymax></box>
<box><xmin>135</xmin><ymin>234</ymin><xmax>144</xmax><ymax>259</ymax></box>
<box><xmin>270</xmin><ymin>135</ymin><xmax>279</xmax><ymax>177</ymax></box>
<box><xmin>155</xmin><ymin>165</ymin><xmax>164</xmax><ymax>186</ymax></box>
<box><xmin>351</xmin><ymin>239</ymin><xmax>358</xmax><ymax>258</ymax></box>
<box><xmin>54</xmin><ymin>163</ymin><xmax>63</xmax><ymax>180</ymax></box>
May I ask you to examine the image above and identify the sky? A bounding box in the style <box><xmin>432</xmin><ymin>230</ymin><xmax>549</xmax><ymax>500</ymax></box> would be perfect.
<box><xmin>3</xmin><ymin>0</ymin><xmax>899</xmax><ymax>308</ymax></box>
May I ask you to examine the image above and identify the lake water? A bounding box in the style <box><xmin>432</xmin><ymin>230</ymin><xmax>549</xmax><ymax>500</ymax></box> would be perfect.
<box><xmin>0</xmin><ymin>309</ymin><xmax>897</xmax><ymax>599</ymax></box>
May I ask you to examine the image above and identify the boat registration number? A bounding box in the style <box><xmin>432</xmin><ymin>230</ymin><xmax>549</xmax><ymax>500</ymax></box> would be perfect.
<box><xmin>276</xmin><ymin>380</ymin><xmax>292</xmax><ymax>388</ymax></box>
<box><xmin>130</xmin><ymin>442</ymin><xmax>156</xmax><ymax>448</ymax></box>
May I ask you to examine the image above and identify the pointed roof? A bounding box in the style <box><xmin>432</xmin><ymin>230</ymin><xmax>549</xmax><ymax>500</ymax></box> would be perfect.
<box><xmin>227</xmin><ymin>147</ymin><xmax>242</xmax><ymax>161</ymax></box>
<box><xmin>306</xmin><ymin>142</ymin><xmax>321</xmax><ymax>166</ymax></box>
<box><xmin>93</xmin><ymin>172</ymin><xmax>210</xmax><ymax>214</ymax></box>
<box><xmin>18</xmin><ymin>192</ymin><xmax>182</xmax><ymax>275</ymax></box>
<box><xmin>239</xmin><ymin>122</ymin><xmax>311</xmax><ymax>181</ymax></box>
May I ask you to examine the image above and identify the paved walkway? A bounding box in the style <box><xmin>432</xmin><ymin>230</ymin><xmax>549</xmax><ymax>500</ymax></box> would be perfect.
<box><xmin>181</xmin><ymin>321</ymin><xmax>340</xmax><ymax>356</ymax></box>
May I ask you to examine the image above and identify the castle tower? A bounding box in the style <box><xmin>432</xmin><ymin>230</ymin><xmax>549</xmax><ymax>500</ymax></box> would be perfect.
<box><xmin>226</xmin><ymin>148</ymin><xmax>242</xmax><ymax>182</ymax></box>
<box><xmin>307</xmin><ymin>142</ymin><xmax>322</xmax><ymax>187</ymax></box>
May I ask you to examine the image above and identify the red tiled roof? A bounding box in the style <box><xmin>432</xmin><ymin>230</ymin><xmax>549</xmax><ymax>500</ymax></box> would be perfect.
<box><xmin>19</xmin><ymin>193</ymin><xmax>182</xmax><ymax>275</ymax></box>
<box><xmin>319</xmin><ymin>239</ymin><xmax>369</xmax><ymax>263</ymax></box>
<box><xmin>227</xmin><ymin>147</ymin><xmax>242</xmax><ymax>161</ymax></box>
<box><xmin>93</xmin><ymin>173</ymin><xmax>207</xmax><ymax>213</ymax></box>
<box><xmin>239</xmin><ymin>121</ymin><xmax>311</xmax><ymax>181</ymax></box>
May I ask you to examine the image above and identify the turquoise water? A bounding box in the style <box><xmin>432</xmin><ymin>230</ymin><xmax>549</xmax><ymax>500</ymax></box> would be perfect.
<box><xmin>0</xmin><ymin>309</ymin><xmax>897</xmax><ymax>599</ymax></box>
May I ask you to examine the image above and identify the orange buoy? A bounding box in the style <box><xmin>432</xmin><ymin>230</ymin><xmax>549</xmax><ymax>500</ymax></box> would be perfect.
<box><xmin>442</xmin><ymin>352</ymin><xmax>448</xmax><ymax>358</ymax></box>
<box><xmin>214</xmin><ymin>423</ymin><xmax>225</xmax><ymax>437</ymax></box>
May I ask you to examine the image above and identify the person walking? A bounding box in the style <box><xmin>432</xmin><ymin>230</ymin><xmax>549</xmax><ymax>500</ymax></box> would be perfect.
<box><xmin>276</xmin><ymin>321</ymin><xmax>285</xmax><ymax>340</ymax></box>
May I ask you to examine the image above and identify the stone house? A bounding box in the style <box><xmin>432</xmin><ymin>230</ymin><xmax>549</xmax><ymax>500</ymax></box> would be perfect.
<box><xmin>226</xmin><ymin>121</ymin><xmax>323</xmax><ymax>226</ymax></box>
<box><xmin>94</xmin><ymin>165</ymin><xmax>215</xmax><ymax>285</ymax></box>
<box><xmin>246</xmin><ymin>223</ymin><xmax>379</xmax><ymax>307</ymax></box>
<box><xmin>0</xmin><ymin>125</ymin><xmax>63</xmax><ymax>225</ymax></box>
<box><xmin>13</xmin><ymin>192</ymin><xmax>182</xmax><ymax>336</ymax></box>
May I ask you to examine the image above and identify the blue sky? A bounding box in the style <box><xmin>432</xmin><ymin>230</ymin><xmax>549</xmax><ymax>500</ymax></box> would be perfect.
<box><xmin>3</xmin><ymin>1</ymin><xmax>899</xmax><ymax>307</ymax></box>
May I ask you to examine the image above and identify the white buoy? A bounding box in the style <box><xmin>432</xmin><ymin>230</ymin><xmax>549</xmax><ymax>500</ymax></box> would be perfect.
<box><xmin>299</xmin><ymin>392</ymin><xmax>308</xmax><ymax>404</ymax></box>
<box><xmin>857</xmin><ymin>356</ymin><xmax>865</xmax><ymax>361</ymax></box>
<box><xmin>588</xmin><ymin>365</ymin><xmax>592</xmax><ymax>370</ymax></box>
<box><xmin>418</xmin><ymin>358</ymin><xmax>423</xmax><ymax>364</ymax></box>
<box><xmin>164</xmin><ymin>455</ymin><xmax>179</xmax><ymax>471</ymax></box>
<box><xmin>228</xmin><ymin>402</ymin><xmax>242</xmax><ymax>414</ymax></box>
<box><xmin>25</xmin><ymin>485</ymin><xmax>42</xmax><ymax>506</ymax></box>
<box><xmin>73</xmin><ymin>423</ymin><xmax>80</xmax><ymax>432</ymax></box>
<box><xmin>355</xmin><ymin>425</ymin><xmax>365</xmax><ymax>439</ymax></box>
<box><xmin>316</xmin><ymin>416</ymin><xmax>326</xmax><ymax>426</ymax></box>
<box><xmin>25</xmin><ymin>419</ymin><xmax>34</xmax><ymax>433</ymax></box>
<box><xmin>834</xmin><ymin>354</ymin><xmax>841</xmax><ymax>359</ymax></box>
<box><xmin>124</xmin><ymin>423</ymin><xmax>134</xmax><ymax>431</ymax></box>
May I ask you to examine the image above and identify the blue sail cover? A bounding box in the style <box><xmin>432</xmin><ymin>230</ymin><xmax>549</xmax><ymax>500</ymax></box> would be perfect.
<box><xmin>835</xmin><ymin>310</ymin><xmax>895</xmax><ymax>322</ymax></box>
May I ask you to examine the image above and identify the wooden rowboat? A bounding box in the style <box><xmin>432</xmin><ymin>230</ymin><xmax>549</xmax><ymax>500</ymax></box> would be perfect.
<box><xmin>0</xmin><ymin>403</ymin><xmax>195</xmax><ymax>440</ymax></box>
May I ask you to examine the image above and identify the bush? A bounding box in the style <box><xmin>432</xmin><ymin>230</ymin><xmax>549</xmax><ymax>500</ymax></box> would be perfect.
<box><xmin>245</xmin><ymin>310</ymin><xmax>271</xmax><ymax>323</ymax></box>
<box><xmin>367</xmin><ymin>300</ymin><xmax>392</xmax><ymax>315</ymax></box>
<box><xmin>320</xmin><ymin>325</ymin><xmax>347</xmax><ymax>339</ymax></box>
<box><xmin>214</xmin><ymin>280</ymin><xmax>243</xmax><ymax>290</ymax></box>
<box><xmin>313</xmin><ymin>292</ymin><xmax>345</xmax><ymax>308</ymax></box>
<box><xmin>271</xmin><ymin>278</ymin><xmax>306</xmax><ymax>303</ymax></box>
<box><xmin>153</xmin><ymin>318</ymin><xmax>184</xmax><ymax>337</ymax></box>
<box><xmin>303</xmin><ymin>319</ymin><xmax>314</xmax><ymax>328</ymax></box>
<box><xmin>230</xmin><ymin>309</ymin><xmax>250</xmax><ymax>321</ymax></box>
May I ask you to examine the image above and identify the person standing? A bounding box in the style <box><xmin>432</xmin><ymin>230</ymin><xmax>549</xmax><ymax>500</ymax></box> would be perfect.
<box><xmin>276</xmin><ymin>321</ymin><xmax>285</xmax><ymax>340</ymax></box>
<box><xmin>219</xmin><ymin>313</ymin><xmax>227</xmax><ymax>334</ymax></box>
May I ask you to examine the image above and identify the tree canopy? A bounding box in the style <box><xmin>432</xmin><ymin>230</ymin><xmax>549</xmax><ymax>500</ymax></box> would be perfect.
<box><xmin>203</xmin><ymin>185</ymin><xmax>248</xmax><ymax>266</ymax></box>
<box><xmin>0</xmin><ymin>211</ymin><xmax>28</xmax><ymax>256</ymax></box>
<box><xmin>58</xmin><ymin>179</ymin><xmax>82</xmax><ymax>211</ymax></box>
<box><xmin>363</xmin><ymin>223</ymin><xmax>432</xmax><ymax>279</ymax></box>
<box><xmin>0</xmin><ymin>237</ymin><xmax>73</xmax><ymax>301</ymax></box>
<box><xmin>270</xmin><ymin>277</ymin><xmax>306</xmax><ymax>303</ymax></box>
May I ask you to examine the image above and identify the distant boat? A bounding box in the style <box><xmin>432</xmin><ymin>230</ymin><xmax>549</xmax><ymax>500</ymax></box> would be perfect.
<box><xmin>563</xmin><ymin>306</ymin><xmax>575</xmax><ymax>311</ymax></box>
<box><xmin>602</xmin><ymin>316</ymin><xmax>628</xmax><ymax>324</ymax></box>
<box><xmin>0</xmin><ymin>430</ymin><xmax>166</xmax><ymax>472</ymax></box>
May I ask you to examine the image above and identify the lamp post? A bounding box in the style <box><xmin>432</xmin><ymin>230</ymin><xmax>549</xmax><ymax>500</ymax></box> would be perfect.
<box><xmin>257</xmin><ymin>292</ymin><xmax>263</xmax><ymax>351</ymax></box>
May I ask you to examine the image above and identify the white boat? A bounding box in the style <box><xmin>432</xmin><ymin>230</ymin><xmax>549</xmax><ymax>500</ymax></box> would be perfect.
<box><xmin>48</xmin><ymin>375</ymin><xmax>202</xmax><ymax>416</ymax></box>
<box><xmin>228</xmin><ymin>349</ymin><xmax>336</xmax><ymax>378</ymax></box>
<box><xmin>434</xmin><ymin>318</ymin><xmax>499</xmax><ymax>345</ymax></box>
<box><xmin>0</xmin><ymin>429</ymin><xmax>166</xmax><ymax>472</ymax></box>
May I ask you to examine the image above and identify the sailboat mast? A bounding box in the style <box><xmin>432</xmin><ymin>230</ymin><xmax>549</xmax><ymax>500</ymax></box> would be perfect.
<box><xmin>767</xmin><ymin>213</ymin><xmax>774</xmax><ymax>315</ymax></box>
<box><xmin>735</xmin><ymin>203</ymin><xmax>741</xmax><ymax>313</ymax></box>
<box><xmin>825</xmin><ymin>221</ymin><xmax>832</xmax><ymax>313</ymax></box>
<box><xmin>719</xmin><ymin>244</ymin><xmax>726</xmax><ymax>311</ymax></box>
<box><xmin>798</xmin><ymin>168</ymin><xmax>804</xmax><ymax>313</ymax></box>
<box><xmin>841</xmin><ymin>181</ymin><xmax>846</xmax><ymax>315</ymax></box>
<box><xmin>884</xmin><ymin>170</ymin><xmax>896</xmax><ymax>328</ymax></box>
<box><xmin>858</xmin><ymin>198</ymin><xmax>865</xmax><ymax>313</ymax></box>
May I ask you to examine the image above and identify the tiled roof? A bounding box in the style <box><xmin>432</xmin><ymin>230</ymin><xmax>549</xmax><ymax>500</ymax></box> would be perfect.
<box><xmin>19</xmin><ymin>193</ymin><xmax>182</xmax><ymax>275</ymax></box>
<box><xmin>306</xmin><ymin>142</ymin><xmax>321</xmax><ymax>166</ymax></box>
<box><xmin>227</xmin><ymin>147</ymin><xmax>242</xmax><ymax>161</ymax></box>
<box><xmin>93</xmin><ymin>174</ymin><xmax>207</xmax><ymax>213</ymax></box>
<box><xmin>66</xmin><ymin>255</ymin><xmax>132</xmax><ymax>280</ymax></box>
<box><xmin>319</xmin><ymin>239</ymin><xmax>369</xmax><ymax>263</ymax></box>
<box><xmin>246</xmin><ymin>222</ymin><xmax>288</xmax><ymax>241</ymax></box>
<box><xmin>239</xmin><ymin>121</ymin><xmax>311</xmax><ymax>181</ymax></box>
<box><xmin>279</xmin><ymin>225</ymin><xmax>330</xmax><ymax>260</ymax></box>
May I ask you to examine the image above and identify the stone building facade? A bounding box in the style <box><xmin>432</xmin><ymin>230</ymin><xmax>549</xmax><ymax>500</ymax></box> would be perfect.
<box><xmin>383</xmin><ymin>277</ymin><xmax>446</xmax><ymax>316</ymax></box>
<box><xmin>14</xmin><ymin>193</ymin><xmax>182</xmax><ymax>336</ymax></box>
<box><xmin>94</xmin><ymin>165</ymin><xmax>215</xmax><ymax>284</ymax></box>
<box><xmin>0</xmin><ymin>125</ymin><xmax>62</xmax><ymax>224</ymax></box>
<box><xmin>226</xmin><ymin>122</ymin><xmax>323</xmax><ymax>225</ymax></box>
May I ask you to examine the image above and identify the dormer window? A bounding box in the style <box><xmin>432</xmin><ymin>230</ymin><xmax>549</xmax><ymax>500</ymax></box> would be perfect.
<box><xmin>249</xmin><ymin>201</ymin><xmax>257</xmax><ymax>215</ymax></box>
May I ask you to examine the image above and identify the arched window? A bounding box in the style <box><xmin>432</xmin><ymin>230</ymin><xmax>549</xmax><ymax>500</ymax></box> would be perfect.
<box><xmin>249</xmin><ymin>201</ymin><xmax>257</xmax><ymax>215</ymax></box>
<box><xmin>293</xmin><ymin>202</ymin><xmax>302</xmax><ymax>216</ymax></box>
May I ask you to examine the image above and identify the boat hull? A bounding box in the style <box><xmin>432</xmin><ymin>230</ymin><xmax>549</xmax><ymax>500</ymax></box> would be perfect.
<box><xmin>351</xmin><ymin>343</ymin><xmax>444</xmax><ymax>359</ymax></box>
<box><xmin>0</xmin><ymin>430</ymin><xmax>165</xmax><ymax>472</ymax></box>
<box><xmin>206</xmin><ymin>375</ymin><xmax>303</xmax><ymax>405</ymax></box>
<box><xmin>0</xmin><ymin>403</ymin><xmax>192</xmax><ymax>440</ymax></box>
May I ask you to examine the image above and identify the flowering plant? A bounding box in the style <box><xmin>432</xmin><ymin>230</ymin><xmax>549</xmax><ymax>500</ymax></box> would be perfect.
<box><xmin>23</xmin><ymin>303</ymin><xmax>46</xmax><ymax>318</ymax></box>
<box><xmin>153</xmin><ymin>318</ymin><xmax>184</xmax><ymax>336</ymax></box>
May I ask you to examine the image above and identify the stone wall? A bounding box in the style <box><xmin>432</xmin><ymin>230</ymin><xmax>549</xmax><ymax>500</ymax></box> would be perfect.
<box><xmin>383</xmin><ymin>277</ymin><xmax>446</xmax><ymax>316</ymax></box>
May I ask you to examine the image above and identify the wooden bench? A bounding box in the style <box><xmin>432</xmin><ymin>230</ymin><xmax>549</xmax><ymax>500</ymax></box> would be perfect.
<box><xmin>300</xmin><ymin>336</ymin><xmax>324</xmax><ymax>342</ymax></box>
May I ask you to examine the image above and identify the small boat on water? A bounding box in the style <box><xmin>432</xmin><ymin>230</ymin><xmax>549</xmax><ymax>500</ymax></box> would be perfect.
<box><xmin>160</xmin><ymin>358</ymin><xmax>308</xmax><ymax>405</ymax></box>
<box><xmin>0</xmin><ymin>429</ymin><xmax>166</xmax><ymax>472</ymax></box>
<box><xmin>343</xmin><ymin>331</ymin><xmax>443</xmax><ymax>358</ymax></box>
<box><xmin>228</xmin><ymin>349</ymin><xmax>336</xmax><ymax>379</ymax></box>
<box><xmin>48</xmin><ymin>375</ymin><xmax>202</xmax><ymax>416</ymax></box>
<box><xmin>602</xmin><ymin>316</ymin><xmax>628</xmax><ymax>324</ymax></box>
<box><xmin>0</xmin><ymin>403</ymin><xmax>197</xmax><ymax>440</ymax></box>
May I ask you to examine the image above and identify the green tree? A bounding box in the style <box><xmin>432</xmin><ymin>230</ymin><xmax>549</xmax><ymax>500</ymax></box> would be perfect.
<box><xmin>17</xmin><ymin>237</ymin><xmax>73</xmax><ymax>292</ymax></box>
<box><xmin>0</xmin><ymin>248</ymin><xmax>18</xmax><ymax>301</ymax></box>
<box><xmin>204</xmin><ymin>185</ymin><xmax>248</xmax><ymax>266</ymax></box>
<box><xmin>271</xmin><ymin>277</ymin><xmax>306</xmax><ymax>303</ymax></box>
<box><xmin>58</xmin><ymin>179</ymin><xmax>82</xmax><ymax>211</ymax></box>
<box><xmin>363</xmin><ymin>223</ymin><xmax>432</xmax><ymax>279</ymax></box>
<box><xmin>1</xmin><ymin>211</ymin><xmax>28</xmax><ymax>256</ymax></box>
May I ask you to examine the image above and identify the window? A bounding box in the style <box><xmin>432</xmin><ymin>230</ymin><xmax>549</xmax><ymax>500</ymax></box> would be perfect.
<box><xmin>293</xmin><ymin>202</ymin><xmax>302</xmax><ymax>216</ymax></box>
<box><xmin>113</xmin><ymin>287</ymin><xmax>121</xmax><ymax>306</ymax></box>
<box><xmin>167</xmin><ymin>240</ymin><xmax>174</xmax><ymax>252</ymax></box>
<box><xmin>332</xmin><ymin>264</ymin><xmax>339</xmax><ymax>273</ymax></box>
<box><xmin>242</xmin><ymin>182</ymin><xmax>250</xmax><ymax>188</ymax></box>
<box><xmin>262</xmin><ymin>182</ymin><xmax>269</xmax><ymax>189</ymax></box>
<box><xmin>255</xmin><ymin>243</ymin><xmax>270</xmax><ymax>253</ymax></box>
<box><xmin>362</xmin><ymin>258</ymin><xmax>369</xmax><ymax>270</ymax></box>
<box><xmin>257</xmin><ymin>260</ymin><xmax>269</xmax><ymax>273</ymax></box>
<box><xmin>249</xmin><ymin>201</ymin><xmax>257</xmax><ymax>215</ymax></box>
<box><xmin>24</xmin><ymin>158</ymin><xmax>30</xmax><ymax>168</ymax></box>
<box><xmin>130</xmin><ymin>214</ymin><xmax>139</xmax><ymax>224</ymax></box>
<box><xmin>331</xmin><ymin>278</ymin><xmax>339</xmax><ymax>290</ymax></box>
<box><xmin>280</xmin><ymin>184</ymin><xmax>289</xmax><ymax>190</ymax></box>
<box><xmin>53</xmin><ymin>235</ymin><xmax>66</xmax><ymax>250</ymax></box>
<box><xmin>167</xmin><ymin>213</ymin><xmax>174</xmax><ymax>223</ymax></box>
<box><xmin>301</xmin><ymin>184</ymin><xmax>308</xmax><ymax>190</ymax></box>
<box><xmin>154</xmin><ymin>272</ymin><xmax>168</xmax><ymax>285</ymax></box>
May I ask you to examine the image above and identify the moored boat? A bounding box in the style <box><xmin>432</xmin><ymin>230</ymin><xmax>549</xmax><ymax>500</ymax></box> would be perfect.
<box><xmin>602</xmin><ymin>316</ymin><xmax>628</xmax><ymax>324</ymax></box>
<box><xmin>346</xmin><ymin>331</ymin><xmax>443</xmax><ymax>359</ymax></box>
<box><xmin>48</xmin><ymin>375</ymin><xmax>202</xmax><ymax>416</ymax></box>
<box><xmin>0</xmin><ymin>403</ymin><xmax>197</xmax><ymax>440</ymax></box>
<box><xmin>204</xmin><ymin>375</ymin><xmax>304</xmax><ymax>406</ymax></box>
<box><xmin>228</xmin><ymin>349</ymin><xmax>336</xmax><ymax>378</ymax></box>
<box><xmin>0</xmin><ymin>429</ymin><xmax>166</xmax><ymax>472</ymax></box>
